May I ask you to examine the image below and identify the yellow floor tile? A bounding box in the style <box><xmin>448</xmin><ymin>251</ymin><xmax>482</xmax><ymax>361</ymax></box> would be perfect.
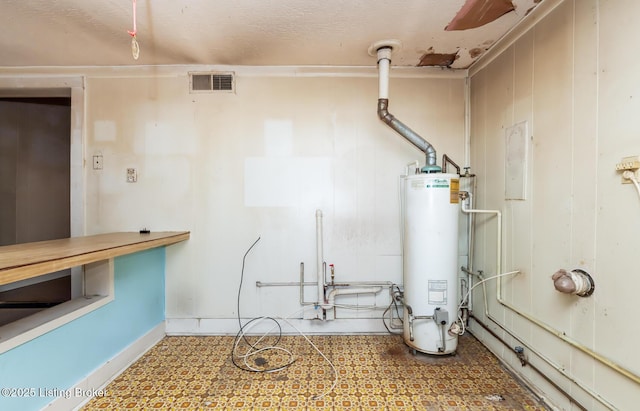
<box><xmin>82</xmin><ymin>334</ymin><xmax>547</xmax><ymax>410</ymax></box>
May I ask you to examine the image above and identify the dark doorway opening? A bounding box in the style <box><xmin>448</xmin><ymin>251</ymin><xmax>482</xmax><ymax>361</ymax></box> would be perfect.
<box><xmin>0</xmin><ymin>97</ymin><xmax>72</xmax><ymax>325</ymax></box>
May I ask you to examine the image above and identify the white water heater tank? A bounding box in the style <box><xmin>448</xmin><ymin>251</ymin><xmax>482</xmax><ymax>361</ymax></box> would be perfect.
<box><xmin>402</xmin><ymin>173</ymin><xmax>459</xmax><ymax>354</ymax></box>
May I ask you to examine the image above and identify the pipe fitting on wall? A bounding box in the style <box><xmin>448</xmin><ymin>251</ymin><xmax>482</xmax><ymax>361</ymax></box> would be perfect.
<box><xmin>551</xmin><ymin>269</ymin><xmax>595</xmax><ymax>297</ymax></box>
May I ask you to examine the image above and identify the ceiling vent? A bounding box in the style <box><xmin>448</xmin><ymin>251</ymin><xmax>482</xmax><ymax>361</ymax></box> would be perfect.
<box><xmin>190</xmin><ymin>72</ymin><xmax>235</xmax><ymax>93</ymax></box>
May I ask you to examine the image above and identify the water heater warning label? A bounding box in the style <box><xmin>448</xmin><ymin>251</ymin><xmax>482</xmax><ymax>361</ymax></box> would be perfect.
<box><xmin>450</xmin><ymin>179</ymin><xmax>460</xmax><ymax>204</ymax></box>
<box><xmin>428</xmin><ymin>280</ymin><xmax>448</xmax><ymax>304</ymax></box>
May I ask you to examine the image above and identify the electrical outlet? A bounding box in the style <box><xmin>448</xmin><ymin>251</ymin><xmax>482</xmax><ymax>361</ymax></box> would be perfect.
<box><xmin>615</xmin><ymin>155</ymin><xmax>640</xmax><ymax>171</ymax></box>
<box><xmin>616</xmin><ymin>155</ymin><xmax>640</xmax><ymax>184</ymax></box>
<box><xmin>126</xmin><ymin>168</ymin><xmax>137</xmax><ymax>183</ymax></box>
<box><xmin>92</xmin><ymin>155</ymin><xmax>103</xmax><ymax>170</ymax></box>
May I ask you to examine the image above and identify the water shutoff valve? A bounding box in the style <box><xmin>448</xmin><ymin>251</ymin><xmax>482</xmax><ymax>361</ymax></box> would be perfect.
<box><xmin>514</xmin><ymin>346</ymin><xmax>526</xmax><ymax>366</ymax></box>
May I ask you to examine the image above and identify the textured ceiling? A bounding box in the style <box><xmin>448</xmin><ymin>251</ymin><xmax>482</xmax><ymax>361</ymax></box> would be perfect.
<box><xmin>0</xmin><ymin>0</ymin><xmax>542</xmax><ymax>69</ymax></box>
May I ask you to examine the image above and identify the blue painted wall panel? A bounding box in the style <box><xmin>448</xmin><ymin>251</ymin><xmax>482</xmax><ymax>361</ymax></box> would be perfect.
<box><xmin>0</xmin><ymin>247</ymin><xmax>166</xmax><ymax>410</ymax></box>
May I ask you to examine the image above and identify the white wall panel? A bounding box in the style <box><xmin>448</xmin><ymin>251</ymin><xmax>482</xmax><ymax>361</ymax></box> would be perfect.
<box><xmin>595</xmin><ymin>3</ymin><xmax>640</xmax><ymax>404</ymax></box>
<box><xmin>568</xmin><ymin>2</ymin><xmax>599</xmax><ymax>405</ymax></box>
<box><xmin>470</xmin><ymin>0</ymin><xmax>640</xmax><ymax>409</ymax></box>
<box><xmin>530</xmin><ymin>0</ymin><xmax>574</xmax><ymax>338</ymax></box>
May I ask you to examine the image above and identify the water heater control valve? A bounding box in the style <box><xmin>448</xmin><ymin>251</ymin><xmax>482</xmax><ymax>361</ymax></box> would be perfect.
<box><xmin>434</xmin><ymin>307</ymin><xmax>449</xmax><ymax>325</ymax></box>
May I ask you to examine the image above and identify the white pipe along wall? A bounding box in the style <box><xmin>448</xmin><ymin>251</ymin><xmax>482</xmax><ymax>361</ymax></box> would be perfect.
<box><xmin>316</xmin><ymin>210</ymin><xmax>325</xmax><ymax>305</ymax></box>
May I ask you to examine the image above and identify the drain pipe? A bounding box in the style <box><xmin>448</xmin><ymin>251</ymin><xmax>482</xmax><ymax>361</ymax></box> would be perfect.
<box><xmin>372</xmin><ymin>41</ymin><xmax>441</xmax><ymax>173</ymax></box>
<box><xmin>316</xmin><ymin>210</ymin><xmax>325</xmax><ymax>305</ymax></box>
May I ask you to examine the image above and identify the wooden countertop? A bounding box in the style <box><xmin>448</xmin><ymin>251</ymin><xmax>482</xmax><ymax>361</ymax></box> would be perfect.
<box><xmin>0</xmin><ymin>231</ymin><xmax>190</xmax><ymax>287</ymax></box>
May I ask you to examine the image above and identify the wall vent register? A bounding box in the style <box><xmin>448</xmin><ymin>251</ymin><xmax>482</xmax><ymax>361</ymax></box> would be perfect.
<box><xmin>190</xmin><ymin>72</ymin><xmax>235</xmax><ymax>93</ymax></box>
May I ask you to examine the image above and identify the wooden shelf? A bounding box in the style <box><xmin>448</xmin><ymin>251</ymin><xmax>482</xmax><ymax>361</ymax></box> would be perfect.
<box><xmin>0</xmin><ymin>232</ymin><xmax>190</xmax><ymax>287</ymax></box>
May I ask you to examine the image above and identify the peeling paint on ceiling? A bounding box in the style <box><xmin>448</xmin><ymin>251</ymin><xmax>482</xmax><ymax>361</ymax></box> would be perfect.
<box><xmin>446</xmin><ymin>0</ymin><xmax>516</xmax><ymax>31</ymax></box>
<box><xmin>0</xmin><ymin>0</ymin><xmax>543</xmax><ymax>69</ymax></box>
<box><xmin>417</xmin><ymin>50</ymin><xmax>459</xmax><ymax>68</ymax></box>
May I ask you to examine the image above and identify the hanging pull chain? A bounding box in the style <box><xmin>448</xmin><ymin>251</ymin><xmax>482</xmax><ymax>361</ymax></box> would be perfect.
<box><xmin>127</xmin><ymin>0</ymin><xmax>140</xmax><ymax>60</ymax></box>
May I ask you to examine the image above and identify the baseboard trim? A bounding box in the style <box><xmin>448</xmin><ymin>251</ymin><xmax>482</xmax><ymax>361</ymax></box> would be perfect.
<box><xmin>43</xmin><ymin>321</ymin><xmax>166</xmax><ymax>411</ymax></box>
<box><xmin>165</xmin><ymin>317</ymin><xmax>392</xmax><ymax>336</ymax></box>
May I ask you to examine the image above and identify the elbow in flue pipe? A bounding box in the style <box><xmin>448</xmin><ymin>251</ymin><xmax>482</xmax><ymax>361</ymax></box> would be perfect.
<box><xmin>374</xmin><ymin>43</ymin><xmax>439</xmax><ymax>172</ymax></box>
<box><xmin>552</xmin><ymin>269</ymin><xmax>595</xmax><ymax>297</ymax></box>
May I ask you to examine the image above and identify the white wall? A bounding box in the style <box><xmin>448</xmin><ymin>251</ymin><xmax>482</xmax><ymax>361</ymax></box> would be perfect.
<box><xmin>469</xmin><ymin>0</ymin><xmax>640</xmax><ymax>410</ymax></box>
<box><xmin>82</xmin><ymin>68</ymin><xmax>465</xmax><ymax>333</ymax></box>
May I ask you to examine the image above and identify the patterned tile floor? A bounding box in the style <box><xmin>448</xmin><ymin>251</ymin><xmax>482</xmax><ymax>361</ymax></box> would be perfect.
<box><xmin>82</xmin><ymin>333</ymin><xmax>547</xmax><ymax>410</ymax></box>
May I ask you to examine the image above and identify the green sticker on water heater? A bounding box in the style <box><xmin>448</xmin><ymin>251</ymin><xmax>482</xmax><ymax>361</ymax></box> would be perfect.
<box><xmin>425</xmin><ymin>178</ymin><xmax>449</xmax><ymax>188</ymax></box>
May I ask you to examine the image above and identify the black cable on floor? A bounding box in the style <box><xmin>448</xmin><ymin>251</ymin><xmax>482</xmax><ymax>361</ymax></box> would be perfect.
<box><xmin>236</xmin><ymin>236</ymin><xmax>261</xmax><ymax>334</ymax></box>
<box><xmin>231</xmin><ymin>236</ymin><xmax>294</xmax><ymax>373</ymax></box>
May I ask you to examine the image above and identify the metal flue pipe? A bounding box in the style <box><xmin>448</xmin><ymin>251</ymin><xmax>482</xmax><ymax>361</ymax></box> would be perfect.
<box><xmin>375</xmin><ymin>45</ymin><xmax>440</xmax><ymax>172</ymax></box>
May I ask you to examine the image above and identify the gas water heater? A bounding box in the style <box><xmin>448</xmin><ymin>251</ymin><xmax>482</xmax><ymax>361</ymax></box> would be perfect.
<box><xmin>370</xmin><ymin>39</ymin><xmax>461</xmax><ymax>354</ymax></box>
<box><xmin>402</xmin><ymin>173</ymin><xmax>460</xmax><ymax>354</ymax></box>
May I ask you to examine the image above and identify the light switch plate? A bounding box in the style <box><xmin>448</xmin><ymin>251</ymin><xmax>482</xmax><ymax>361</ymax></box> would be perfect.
<box><xmin>92</xmin><ymin>155</ymin><xmax>103</xmax><ymax>170</ymax></box>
